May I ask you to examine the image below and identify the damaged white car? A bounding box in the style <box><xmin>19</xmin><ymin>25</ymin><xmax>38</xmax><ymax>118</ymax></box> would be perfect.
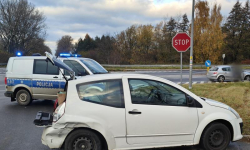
<box><xmin>34</xmin><ymin>53</ymin><xmax>243</xmax><ymax>150</ymax></box>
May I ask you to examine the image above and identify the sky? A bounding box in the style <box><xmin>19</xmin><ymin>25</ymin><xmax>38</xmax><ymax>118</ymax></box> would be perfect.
<box><xmin>29</xmin><ymin>0</ymin><xmax>247</xmax><ymax>54</ymax></box>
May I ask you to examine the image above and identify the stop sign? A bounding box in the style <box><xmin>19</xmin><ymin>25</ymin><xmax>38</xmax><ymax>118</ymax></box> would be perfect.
<box><xmin>172</xmin><ymin>33</ymin><xmax>191</xmax><ymax>52</ymax></box>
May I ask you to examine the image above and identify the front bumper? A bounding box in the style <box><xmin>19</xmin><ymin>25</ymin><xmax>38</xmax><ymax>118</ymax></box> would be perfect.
<box><xmin>231</xmin><ymin>118</ymin><xmax>243</xmax><ymax>141</ymax></box>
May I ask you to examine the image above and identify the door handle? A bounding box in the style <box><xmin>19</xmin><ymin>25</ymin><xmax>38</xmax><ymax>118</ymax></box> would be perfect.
<box><xmin>129</xmin><ymin>110</ymin><xmax>141</xmax><ymax>115</ymax></box>
<box><xmin>53</xmin><ymin>76</ymin><xmax>58</xmax><ymax>78</ymax></box>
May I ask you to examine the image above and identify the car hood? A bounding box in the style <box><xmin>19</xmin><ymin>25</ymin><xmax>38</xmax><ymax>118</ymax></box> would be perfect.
<box><xmin>202</xmin><ymin>97</ymin><xmax>229</xmax><ymax>109</ymax></box>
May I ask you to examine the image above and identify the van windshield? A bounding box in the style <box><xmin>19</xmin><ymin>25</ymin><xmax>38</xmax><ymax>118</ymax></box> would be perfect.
<box><xmin>80</xmin><ymin>59</ymin><xmax>108</xmax><ymax>74</ymax></box>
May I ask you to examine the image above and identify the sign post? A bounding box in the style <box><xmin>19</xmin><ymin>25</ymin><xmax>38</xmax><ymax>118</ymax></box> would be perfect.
<box><xmin>222</xmin><ymin>54</ymin><xmax>225</xmax><ymax>65</ymax></box>
<box><xmin>205</xmin><ymin>60</ymin><xmax>211</xmax><ymax>72</ymax></box>
<box><xmin>172</xmin><ymin>33</ymin><xmax>191</xmax><ymax>84</ymax></box>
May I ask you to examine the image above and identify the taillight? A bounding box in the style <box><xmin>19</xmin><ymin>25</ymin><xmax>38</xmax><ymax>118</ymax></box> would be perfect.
<box><xmin>4</xmin><ymin>77</ymin><xmax>7</xmax><ymax>85</ymax></box>
<box><xmin>213</xmin><ymin>72</ymin><xmax>218</xmax><ymax>74</ymax></box>
<box><xmin>53</xmin><ymin>102</ymin><xmax>66</xmax><ymax>122</ymax></box>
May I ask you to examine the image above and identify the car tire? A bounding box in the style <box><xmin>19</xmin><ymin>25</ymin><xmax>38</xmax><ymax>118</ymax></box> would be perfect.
<box><xmin>245</xmin><ymin>75</ymin><xmax>250</xmax><ymax>81</ymax></box>
<box><xmin>16</xmin><ymin>89</ymin><xmax>32</xmax><ymax>106</ymax></box>
<box><xmin>200</xmin><ymin>123</ymin><xmax>231</xmax><ymax>150</ymax></box>
<box><xmin>217</xmin><ymin>76</ymin><xmax>225</xmax><ymax>82</ymax></box>
<box><xmin>64</xmin><ymin>129</ymin><xmax>102</xmax><ymax>150</ymax></box>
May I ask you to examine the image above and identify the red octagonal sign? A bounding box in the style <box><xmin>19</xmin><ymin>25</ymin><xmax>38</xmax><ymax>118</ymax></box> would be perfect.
<box><xmin>172</xmin><ymin>33</ymin><xmax>191</xmax><ymax>52</ymax></box>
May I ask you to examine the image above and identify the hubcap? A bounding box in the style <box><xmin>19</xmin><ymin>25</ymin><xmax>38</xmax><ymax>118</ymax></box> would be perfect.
<box><xmin>219</xmin><ymin>77</ymin><xmax>224</xmax><ymax>82</ymax></box>
<box><xmin>209</xmin><ymin>130</ymin><xmax>224</xmax><ymax>147</ymax></box>
<box><xmin>19</xmin><ymin>93</ymin><xmax>27</xmax><ymax>102</ymax></box>
<box><xmin>73</xmin><ymin>137</ymin><xmax>93</xmax><ymax>150</ymax></box>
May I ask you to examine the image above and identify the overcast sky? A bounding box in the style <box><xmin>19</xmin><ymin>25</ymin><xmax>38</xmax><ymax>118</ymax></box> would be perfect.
<box><xmin>29</xmin><ymin>0</ymin><xmax>246</xmax><ymax>53</ymax></box>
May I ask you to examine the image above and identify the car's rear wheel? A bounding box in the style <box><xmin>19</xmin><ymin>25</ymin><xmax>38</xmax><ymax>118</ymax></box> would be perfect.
<box><xmin>65</xmin><ymin>129</ymin><xmax>102</xmax><ymax>150</ymax></box>
<box><xmin>217</xmin><ymin>76</ymin><xmax>225</xmax><ymax>82</ymax></box>
<box><xmin>200</xmin><ymin>123</ymin><xmax>231</xmax><ymax>150</ymax></box>
<box><xmin>16</xmin><ymin>89</ymin><xmax>32</xmax><ymax>106</ymax></box>
<box><xmin>245</xmin><ymin>75</ymin><xmax>250</xmax><ymax>81</ymax></box>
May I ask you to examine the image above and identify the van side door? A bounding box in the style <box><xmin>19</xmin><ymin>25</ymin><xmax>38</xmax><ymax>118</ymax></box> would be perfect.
<box><xmin>32</xmin><ymin>59</ymin><xmax>62</xmax><ymax>100</ymax></box>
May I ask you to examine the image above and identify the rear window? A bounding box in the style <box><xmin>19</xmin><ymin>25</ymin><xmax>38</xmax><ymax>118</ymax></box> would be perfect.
<box><xmin>76</xmin><ymin>80</ymin><xmax>124</xmax><ymax>108</ymax></box>
<box><xmin>210</xmin><ymin>67</ymin><xmax>218</xmax><ymax>71</ymax></box>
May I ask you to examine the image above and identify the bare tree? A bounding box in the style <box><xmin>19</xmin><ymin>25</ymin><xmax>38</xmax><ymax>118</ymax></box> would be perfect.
<box><xmin>0</xmin><ymin>0</ymin><xmax>46</xmax><ymax>54</ymax></box>
<box><xmin>55</xmin><ymin>35</ymin><xmax>74</xmax><ymax>56</ymax></box>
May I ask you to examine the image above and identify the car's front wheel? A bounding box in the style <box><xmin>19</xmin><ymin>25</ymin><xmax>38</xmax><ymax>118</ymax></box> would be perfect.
<box><xmin>65</xmin><ymin>129</ymin><xmax>102</xmax><ymax>150</ymax></box>
<box><xmin>200</xmin><ymin>123</ymin><xmax>231</xmax><ymax>150</ymax></box>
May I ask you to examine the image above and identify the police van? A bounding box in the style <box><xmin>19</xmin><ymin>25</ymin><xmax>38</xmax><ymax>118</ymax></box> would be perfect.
<box><xmin>4</xmin><ymin>52</ymin><xmax>108</xmax><ymax>106</ymax></box>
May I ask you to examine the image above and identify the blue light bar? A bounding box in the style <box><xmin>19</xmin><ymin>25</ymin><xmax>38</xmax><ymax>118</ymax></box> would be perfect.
<box><xmin>59</xmin><ymin>53</ymin><xmax>81</xmax><ymax>57</ymax></box>
<box><xmin>16</xmin><ymin>51</ymin><xmax>22</xmax><ymax>57</ymax></box>
<box><xmin>60</xmin><ymin>53</ymin><xmax>71</xmax><ymax>57</ymax></box>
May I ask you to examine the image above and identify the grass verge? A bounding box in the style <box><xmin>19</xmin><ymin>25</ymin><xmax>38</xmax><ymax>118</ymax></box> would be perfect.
<box><xmin>182</xmin><ymin>82</ymin><xmax>250</xmax><ymax>135</ymax></box>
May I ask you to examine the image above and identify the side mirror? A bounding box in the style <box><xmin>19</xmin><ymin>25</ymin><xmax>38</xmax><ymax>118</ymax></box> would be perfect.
<box><xmin>187</xmin><ymin>96</ymin><xmax>195</xmax><ymax>107</ymax></box>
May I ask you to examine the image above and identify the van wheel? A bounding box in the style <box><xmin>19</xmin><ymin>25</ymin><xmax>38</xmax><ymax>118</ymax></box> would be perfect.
<box><xmin>217</xmin><ymin>76</ymin><xmax>225</xmax><ymax>82</ymax></box>
<box><xmin>200</xmin><ymin>123</ymin><xmax>231</xmax><ymax>150</ymax></box>
<box><xmin>16</xmin><ymin>89</ymin><xmax>32</xmax><ymax>106</ymax></box>
<box><xmin>65</xmin><ymin>129</ymin><xmax>102</xmax><ymax>150</ymax></box>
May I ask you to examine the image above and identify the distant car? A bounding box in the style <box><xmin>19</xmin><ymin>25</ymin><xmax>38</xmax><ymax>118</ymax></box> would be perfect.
<box><xmin>34</xmin><ymin>56</ymin><xmax>243</xmax><ymax>150</ymax></box>
<box><xmin>4</xmin><ymin>52</ymin><xmax>108</xmax><ymax>105</ymax></box>
<box><xmin>207</xmin><ymin>65</ymin><xmax>250</xmax><ymax>82</ymax></box>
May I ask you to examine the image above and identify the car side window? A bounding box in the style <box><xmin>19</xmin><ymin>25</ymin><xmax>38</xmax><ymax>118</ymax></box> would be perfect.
<box><xmin>128</xmin><ymin>79</ymin><xmax>187</xmax><ymax>106</ymax></box>
<box><xmin>222</xmin><ymin>67</ymin><xmax>231</xmax><ymax>72</ymax></box>
<box><xmin>33</xmin><ymin>59</ymin><xmax>59</xmax><ymax>75</ymax></box>
<box><xmin>64</xmin><ymin>60</ymin><xmax>89</xmax><ymax>76</ymax></box>
<box><xmin>76</xmin><ymin>80</ymin><xmax>124</xmax><ymax>108</ymax></box>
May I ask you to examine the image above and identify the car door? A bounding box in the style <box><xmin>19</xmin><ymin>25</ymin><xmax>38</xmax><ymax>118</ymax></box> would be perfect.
<box><xmin>123</xmin><ymin>76</ymin><xmax>199</xmax><ymax>145</ymax></box>
<box><xmin>32</xmin><ymin>59</ymin><xmax>63</xmax><ymax>100</ymax></box>
<box><xmin>222</xmin><ymin>67</ymin><xmax>232</xmax><ymax>80</ymax></box>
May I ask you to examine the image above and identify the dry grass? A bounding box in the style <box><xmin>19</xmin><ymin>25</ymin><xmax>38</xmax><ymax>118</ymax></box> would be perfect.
<box><xmin>182</xmin><ymin>82</ymin><xmax>250</xmax><ymax>135</ymax></box>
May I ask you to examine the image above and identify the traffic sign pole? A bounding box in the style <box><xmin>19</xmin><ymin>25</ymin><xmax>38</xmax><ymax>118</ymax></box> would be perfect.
<box><xmin>189</xmin><ymin>0</ymin><xmax>195</xmax><ymax>89</ymax></box>
<box><xmin>180</xmin><ymin>52</ymin><xmax>183</xmax><ymax>85</ymax></box>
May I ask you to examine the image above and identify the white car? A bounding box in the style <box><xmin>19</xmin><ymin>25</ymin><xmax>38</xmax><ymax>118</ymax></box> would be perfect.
<box><xmin>34</xmin><ymin>57</ymin><xmax>243</xmax><ymax>150</ymax></box>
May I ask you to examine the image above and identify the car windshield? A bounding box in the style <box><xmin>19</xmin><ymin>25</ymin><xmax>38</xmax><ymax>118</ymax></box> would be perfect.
<box><xmin>80</xmin><ymin>59</ymin><xmax>108</xmax><ymax>74</ymax></box>
<box><xmin>210</xmin><ymin>67</ymin><xmax>218</xmax><ymax>71</ymax></box>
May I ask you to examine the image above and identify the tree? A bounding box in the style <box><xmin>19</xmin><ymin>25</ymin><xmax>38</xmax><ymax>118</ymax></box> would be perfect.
<box><xmin>0</xmin><ymin>0</ymin><xmax>46</xmax><ymax>55</ymax></box>
<box><xmin>178</xmin><ymin>14</ymin><xmax>189</xmax><ymax>32</ymax></box>
<box><xmin>222</xmin><ymin>1</ymin><xmax>244</xmax><ymax>62</ymax></box>
<box><xmin>193</xmin><ymin>0</ymin><xmax>223</xmax><ymax>63</ymax></box>
<box><xmin>26</xmin><ymin>38</ymin><xmax>52</xmax><ymax>55</ymax></box>
<box><xmin>55</xmin><ymin>35</ymin><xmax>74</xmax><ymax>56</ymax></box>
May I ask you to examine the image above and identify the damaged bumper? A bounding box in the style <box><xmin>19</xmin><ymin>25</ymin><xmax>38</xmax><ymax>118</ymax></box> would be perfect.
<box><xmin>41</xmin><ymin>126</ymin><xmax>72</xmax><ymax>149</ymax></box>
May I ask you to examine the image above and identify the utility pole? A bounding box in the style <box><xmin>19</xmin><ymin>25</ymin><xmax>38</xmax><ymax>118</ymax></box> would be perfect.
<box><xmin>189</xmin><ymin>0</ymin><xmax>195</xmax><ymax>89</ymax></box>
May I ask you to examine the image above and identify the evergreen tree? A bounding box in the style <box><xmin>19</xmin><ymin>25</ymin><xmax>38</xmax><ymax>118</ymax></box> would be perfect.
<box><xmin>178</xmin><ymin>14</ymin><xmax>189</xmax><ymax>32</ymax></box>
<box><xmin>223</xmin><ymin>1</ymin><xmax>244</xmax><ymax>62</ymax></box>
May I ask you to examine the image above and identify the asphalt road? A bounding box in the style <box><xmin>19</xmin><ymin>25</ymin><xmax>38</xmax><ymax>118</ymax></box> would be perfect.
<box><xmin>0</xmin><ymin>69</ymin><xmax>250</xmax><ymax>150</ymax></box>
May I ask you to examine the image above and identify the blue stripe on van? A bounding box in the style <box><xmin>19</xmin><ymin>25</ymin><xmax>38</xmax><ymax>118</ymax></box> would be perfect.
<box><xmin>7</xmin><ymin>79</ymin><xmax>66</xmax><ymax>89</ymax></box>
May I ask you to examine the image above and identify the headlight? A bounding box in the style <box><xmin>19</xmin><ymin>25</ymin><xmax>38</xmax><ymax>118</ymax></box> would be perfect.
<box><xmin>228</xmin><ymin>107</ymin><xmax>240</xmax><ymax>119</ymax></box>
